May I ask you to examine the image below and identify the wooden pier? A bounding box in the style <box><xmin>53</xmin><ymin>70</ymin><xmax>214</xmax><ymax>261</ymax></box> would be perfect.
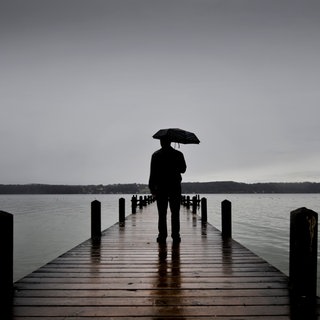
<box><xmin>12</xmin><ymin>202</ymin><xmax>320</xmax><ymax>319</ymax></box>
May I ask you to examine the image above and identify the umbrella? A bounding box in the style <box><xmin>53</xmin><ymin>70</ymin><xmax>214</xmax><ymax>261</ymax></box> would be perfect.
<box><xmin>152</xmin><ymin>128</ymin><xmax>200</xmax><ymax>144</ymax></box>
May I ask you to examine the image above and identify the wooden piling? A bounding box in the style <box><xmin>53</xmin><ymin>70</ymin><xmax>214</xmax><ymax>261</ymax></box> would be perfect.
<box><xmin>91</xmin><ymin>200</ymin><xmax>101</xmax><ymax>241</ymax></box>
<box><xmin>221</xmin><ymin>200</ymin><xmax>232</xmax><ymax>239</ymax></box>
<box><xmin>289</xmin><ymin>207</ymin><xmax>318</xmax><ymax>299</ymax></box>
<box><xmin>139</xmin><ymin>196</ymin><xmax>143</xmax><ymax>209</ymax></box>
<box><xmin>201</xmin><ymin>197</ymin><xmax>207</xmax><ymax>225</ymax></box>
<box><xmin>119</xmin><ymin>198</ymin><xmax>125</xmax><ymax>225</ymax></box>
<box><xmin>192</xmin><ymin>196</ymin><xmax>197</xmax><ymax>214</ymax></box>
<box><xmin>186</xmin><ymin>196</ymin><xmax>190</xmax><ymax>209</ymax></box>
<box><xmin>0</xmin><ymin>210</ymin><xmax>13</xmax><ymax>315</ymax></box>
<box><xmin>131</xmin><ymin>195</ymin><xmax>137</xmax><ymax>214</ymax></box>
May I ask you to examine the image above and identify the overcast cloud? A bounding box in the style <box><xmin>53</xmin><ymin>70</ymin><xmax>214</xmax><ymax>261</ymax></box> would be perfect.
<box><xmin>1</xmin><ymin>0</ymin><xmax>320</xmax><ymax>185</ymax></box>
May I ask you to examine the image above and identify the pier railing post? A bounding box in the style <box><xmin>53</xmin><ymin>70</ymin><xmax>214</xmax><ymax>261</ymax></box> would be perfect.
<box><xmin>0</xmin><ymin>211</ymin><xmax>13</xmax><ymax>314</ymax></box>
<box><xmin>119</xmin><ymin>198</ymin><xmax>125</xmax><ymax>226</ymax></box>
<box><xmin>221</xmin><ymin>200</ymin><xmax>232</xmax><ymax>239</ymax></box>
<box><xmin>139</xmin><ymin>196</ymin><xmax>143</xmax><ymax>209</ymax></box>
<box><xmin>186</xmin><ymin>196</ymin><xmax>190</xmax><ymax>209</ymax></box>
<box><xmin>192</xmin><ymin>196</ymin><xmax>197</xmax><ymax>214</ymax></box>
<box><xmin>201</xmin><ymin>197</ymin><xmax>207</xmax><ymax>225</ymax></box>
<box><xmin>91</xmin><ymin>200</ymin><xmax>101</xmax><ymax>241</ymax></box>
<box><xmin>290</xmin><ymin>207</ymin><xmax>318</xmax><ymax>299</ymax></box>
<box><xmin>131</xmin><ymin>195</ymin><xmax>137</xmax><ymax>214</ymax></box>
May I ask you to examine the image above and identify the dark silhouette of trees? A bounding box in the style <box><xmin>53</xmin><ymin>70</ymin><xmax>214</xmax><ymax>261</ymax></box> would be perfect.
<box><xmin>1</xmin><ymin>182</ymin><xmax>320</xmax><ymax>194</ymax></box>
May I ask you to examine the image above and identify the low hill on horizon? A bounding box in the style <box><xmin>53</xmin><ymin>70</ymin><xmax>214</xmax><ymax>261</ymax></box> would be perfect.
<box><xmin>1</xmin><ymin>181</ymin><xmax>320</xmax><ymax>194</ymax></box>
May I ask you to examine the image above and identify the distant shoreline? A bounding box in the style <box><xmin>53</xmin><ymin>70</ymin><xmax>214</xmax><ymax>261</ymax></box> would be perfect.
<box><xmin>1</xmin><ymin>182</ymin><xmax>320</xmax><ymax>194</ymax></box>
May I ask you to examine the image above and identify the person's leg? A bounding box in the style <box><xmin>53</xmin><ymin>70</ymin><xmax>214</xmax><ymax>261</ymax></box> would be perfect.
<box><xmin>169</xmin><ymin>193</ymin><xmax>181</xmax><ymax>242</ymax></box>
<box><xmin>156</xmin><ymin>194</ymin><xmax>168</xmax><ymax>242</ymax></box>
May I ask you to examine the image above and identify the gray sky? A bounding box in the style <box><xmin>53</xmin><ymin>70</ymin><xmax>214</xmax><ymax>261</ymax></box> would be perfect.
<box><xmin>1</xmin><ymin>0</ymin><xmax>320</xmax><ymax>185</ymax></box>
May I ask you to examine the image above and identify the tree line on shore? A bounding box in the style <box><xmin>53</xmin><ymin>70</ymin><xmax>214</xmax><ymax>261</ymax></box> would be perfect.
<box><xmin>1</xmin><ymin>181</ymin><xmax>320</xmax><ymax>194</ymax></box>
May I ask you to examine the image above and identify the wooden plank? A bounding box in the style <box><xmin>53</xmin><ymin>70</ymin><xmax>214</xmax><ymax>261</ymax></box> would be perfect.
<box><xmin>10</xmin><ymin>318</ymin><xmax>294</xmax><ymax>320</ymax></box>
<box><xmin>18</xmin><ymin>277</ymin><xmax>288</xmax><ymax>285</ymax></box>
<box><xmin>15</xmin><ymin>288</ymin><xmax>291</xmax><ymax>298</ymax></box>
<box><xmin>15</xmin><ymin>282</ymin><xmax>289</xmax><ymax>290</ymax></box>
<box><xmin>12</xmin><ymin>204</ymin><xmax>320</xmax><ymax>319</ymax></box>
<box><xmin>14</xmin><ymin>296</ymin><xmax>291</xmax><ymax>306</ymax></box>
<box><xmin>14</xmin><ymin>305</ymin><xmax>293</xmax><ymax>317</ymax></box>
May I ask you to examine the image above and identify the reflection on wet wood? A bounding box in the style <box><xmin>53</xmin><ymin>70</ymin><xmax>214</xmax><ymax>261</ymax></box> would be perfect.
<box><xmin>12</xmin><ymin>204</ymin><xmax>320</xmax><ymax>319</ymax></box>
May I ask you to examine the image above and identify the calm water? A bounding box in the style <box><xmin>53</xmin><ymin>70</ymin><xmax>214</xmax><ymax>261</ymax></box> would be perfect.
<box><xmin>0</xmin><ymin>194</ymin><xmax>133</xmax><ymax>281</ymax></box>
<box><xmin>0</xmin><ymin>193</ymin><xmax>319</xmax><ymax>290</ymax></box>
<box><xmin>206</xmin><ymin>194</ymin><xmax>320</xmax><ymax>275</ymax></box>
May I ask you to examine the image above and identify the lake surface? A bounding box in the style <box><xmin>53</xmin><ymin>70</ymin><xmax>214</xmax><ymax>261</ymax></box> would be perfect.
<box><xmin>206</xmin><ymin>194</ymin><xmax>320</xmax><ymax>277</ymax></box>
<box><xmin>0</xmin><ymin>193</ymin><xmax>319</xmax><ymax>291</ymax></box>
<box><xmin>0</xmin><ymin>194</ymin><xmax>133</xmax><ymax>281</ymax></box>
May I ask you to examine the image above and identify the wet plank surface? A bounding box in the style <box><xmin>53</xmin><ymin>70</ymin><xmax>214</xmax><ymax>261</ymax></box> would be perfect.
<box><xmin>12</xmin><ymin>203</ymin><xmax>320</xmax><ymax>319</ymax></box>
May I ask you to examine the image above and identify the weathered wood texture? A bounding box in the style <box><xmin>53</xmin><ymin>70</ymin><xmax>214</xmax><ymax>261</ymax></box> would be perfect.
<box><xmin>12</xmin><ymin>204</ymin><xmax>320</xmax><ymax>319</ymax></box>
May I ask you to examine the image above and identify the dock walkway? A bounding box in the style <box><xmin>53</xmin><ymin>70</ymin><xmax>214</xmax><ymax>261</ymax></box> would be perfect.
<box><xmin>12</xmin><ymin>203</ymin><xmax>320</xmax><ymax>319</ymax></box>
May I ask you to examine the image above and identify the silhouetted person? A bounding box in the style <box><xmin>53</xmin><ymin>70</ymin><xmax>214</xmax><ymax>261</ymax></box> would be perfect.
<box><xmin>149</xmin><ymin>137</ymin><xmax>187</xmax><ymax>244</ymax></box>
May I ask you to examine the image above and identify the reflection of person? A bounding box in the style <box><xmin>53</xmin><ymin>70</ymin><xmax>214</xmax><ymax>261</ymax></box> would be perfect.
<box><xmin>149</xmin><ymin>137</ymin><xmax>187</xmax><ymax>244</ymax></box>
<box><xmin>154</xmin><ymin>245</ymin><xmax>183</xmax><ymax>318</ymax></box>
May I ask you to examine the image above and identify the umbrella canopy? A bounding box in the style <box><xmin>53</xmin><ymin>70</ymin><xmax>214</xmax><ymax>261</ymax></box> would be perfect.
<box><xmin>152</xmin><ymin>128</ymin><xmax>200</xmax><ymax>144</ymax></box>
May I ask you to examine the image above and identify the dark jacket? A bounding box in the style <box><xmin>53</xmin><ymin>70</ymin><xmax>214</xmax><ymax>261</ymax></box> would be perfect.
<box><xmin>149</xmin><ymin>146</ymin><xmax>186</xmax><ymax>195</ymax></box>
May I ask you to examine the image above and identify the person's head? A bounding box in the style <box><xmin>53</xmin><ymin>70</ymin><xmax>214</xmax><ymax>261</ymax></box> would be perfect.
<box><xmin>160</xmin><ymin>137</ymin><xmax>171</xmax><ymax>148</ymax></box>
